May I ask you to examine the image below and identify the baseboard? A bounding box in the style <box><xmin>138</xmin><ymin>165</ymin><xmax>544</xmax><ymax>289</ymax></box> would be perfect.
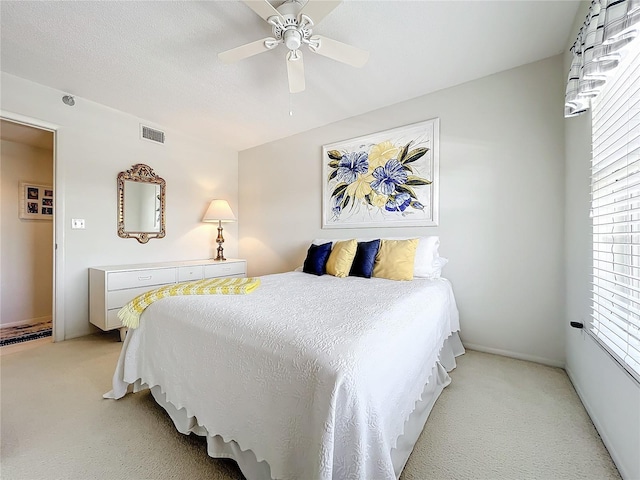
<box><xmin>565</xmin><ymin>367</ymin><xmax>628</xmax><ymax>480</ymax></box>
<box><xmin>0</xmin><ymin>315</ymin><xmax>52</xmax><ymax>329</ymax></box>
<box><xmin>463</xmin><ymin>342</ymin><xmax>565</xmax><ymax>368</ymax></box>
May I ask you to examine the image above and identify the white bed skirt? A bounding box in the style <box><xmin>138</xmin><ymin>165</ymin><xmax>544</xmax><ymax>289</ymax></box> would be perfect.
<box><xmin>149</xmin><ymin>332</ymin><xmax>465</xmax><ymax>480</ymax></box>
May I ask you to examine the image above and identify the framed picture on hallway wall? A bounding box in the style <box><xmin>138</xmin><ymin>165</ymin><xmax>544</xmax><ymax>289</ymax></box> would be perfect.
<box><xmin>322</xmin><ymin>118</ymin><xmax>439</xmax><ymax>229</ymax></box>
<box><xmin>19</xmin><ymin>182</ymin><xmax>53</xmax><ymax>220</ymax></box>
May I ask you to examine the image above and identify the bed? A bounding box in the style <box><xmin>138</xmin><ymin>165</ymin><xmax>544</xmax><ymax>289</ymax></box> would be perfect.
<box><xmin>105</xmin><ymin>270</ymin><xmax>463</xmax><ymax>480</ymax></box>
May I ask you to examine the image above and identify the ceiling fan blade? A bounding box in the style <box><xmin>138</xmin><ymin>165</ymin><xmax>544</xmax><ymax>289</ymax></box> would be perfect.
<box><xmin>309</xmin><ymin>35</ymin><xmax>369</xmax><ymax>67</ymax></box>
<box><xmin>297</xmin><ymin>0</ymin><xmax>341</xmax><ymax>25</ymax></box>
<box><xmin>286</xmin><ymin>50</ymin><xmax>305</xmax><ymax>93</ymax></box>
<box><xmin>218</xmin><ymin>38</ymin><xmax>276</xmax><ymax>64</ymax></box>
<box><xmin>242</xmin><ymin>0</ymin><xmax>283</xmax><ymax>22</ymax></box>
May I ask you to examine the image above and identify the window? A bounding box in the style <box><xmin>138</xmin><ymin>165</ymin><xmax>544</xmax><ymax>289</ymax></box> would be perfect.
<box><xmin>591</xmin><ymin>37</ymin><xmax>640</xmax><ymax>381</ymax></box>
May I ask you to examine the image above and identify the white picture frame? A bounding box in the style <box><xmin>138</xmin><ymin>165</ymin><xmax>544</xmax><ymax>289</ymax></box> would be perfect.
<box><xmin>19</xmin><ymin>182</ymin><xmax>53</xmax><ymax>220</ymax></box>
<box><xmin>322</xmin><ymin>118</ymin><xmax>439</xmax><ymax>229</ymax></box>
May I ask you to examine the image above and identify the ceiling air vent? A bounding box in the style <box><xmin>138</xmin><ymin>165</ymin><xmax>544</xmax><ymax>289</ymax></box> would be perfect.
<box><xmin>140</xmin><ymin>125</ymin><xmax>165</xmax><ymax>144</ymax></box>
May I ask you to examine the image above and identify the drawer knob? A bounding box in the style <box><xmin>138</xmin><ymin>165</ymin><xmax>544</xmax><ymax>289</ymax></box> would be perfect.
<box><xmin>138</xmin><ymin>275</ymin><xmax>152</xmax><ymax>280</ymax></box>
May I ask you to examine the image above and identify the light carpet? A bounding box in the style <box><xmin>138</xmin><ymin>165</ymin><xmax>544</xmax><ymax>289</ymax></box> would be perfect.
<box><xmin>0</xmin><ymin>334</ymin><xmax>619</xmax><ymax>480</ymax></box>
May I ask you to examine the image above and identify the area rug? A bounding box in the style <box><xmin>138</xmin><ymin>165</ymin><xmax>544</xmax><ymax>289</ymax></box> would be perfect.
<box><xmin>0</xmin><ymin>320</ymin><xmax>52</xmax><ymax>347</ymax></box>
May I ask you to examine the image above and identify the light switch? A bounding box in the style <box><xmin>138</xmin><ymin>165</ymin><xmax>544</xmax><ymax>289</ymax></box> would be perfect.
<box><xmin>71</xmin><ymin>218</ymin><xmax>85</xmax><ymax>229</ymax></box>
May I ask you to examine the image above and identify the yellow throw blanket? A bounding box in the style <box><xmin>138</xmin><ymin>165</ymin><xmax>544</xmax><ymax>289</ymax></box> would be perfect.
<box><xmin>118</xmin><ymin>276</ymin><xmax>260</xmax><ymax>329</ymax></box>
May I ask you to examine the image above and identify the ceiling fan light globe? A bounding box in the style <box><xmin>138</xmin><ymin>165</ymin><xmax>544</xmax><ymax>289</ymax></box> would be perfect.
<box><xmin>284</xmin><ymin>29</ymin><xmax>302</xmax><ymax>50</ymax></box>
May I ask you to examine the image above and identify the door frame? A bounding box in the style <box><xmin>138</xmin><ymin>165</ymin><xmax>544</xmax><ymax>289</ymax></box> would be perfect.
<box><xmin>1</xmin><ymin>111</ymin><xmax>64</xmax><ymax>342</ymax></box>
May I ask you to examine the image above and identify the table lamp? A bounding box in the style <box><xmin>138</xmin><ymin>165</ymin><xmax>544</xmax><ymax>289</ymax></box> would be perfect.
<box><xmin>202</xmin><ymin>199</ymin><xmax>236</xmax><ymax>261</ymax></box>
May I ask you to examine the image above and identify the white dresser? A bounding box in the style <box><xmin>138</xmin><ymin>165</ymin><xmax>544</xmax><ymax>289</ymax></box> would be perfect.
<box><xmin>89</xmin><ymin>259</ymin><xmax>246</xmax><ymax>339</ymax></box>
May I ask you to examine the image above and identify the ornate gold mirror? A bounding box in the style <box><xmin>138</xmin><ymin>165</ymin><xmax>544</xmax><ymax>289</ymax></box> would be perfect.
<box><xmin>117</xmin><ymin>164</ymin><xmax>166</xmax><ymax>244</ymax></box>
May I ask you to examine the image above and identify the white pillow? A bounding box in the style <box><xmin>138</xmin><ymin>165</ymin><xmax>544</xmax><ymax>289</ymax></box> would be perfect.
<box><xmin>413</xmin><ymin>236</ymin><xmax>447</xmax><ymax>278</ymax></box>
<box><xmin>311</xmin><ymin>236</ymin><xmax>447</xmax><ymax>279</ymax></box>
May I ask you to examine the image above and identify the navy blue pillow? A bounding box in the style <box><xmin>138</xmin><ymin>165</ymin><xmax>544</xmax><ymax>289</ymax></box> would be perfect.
<box><xmin>349</xmin><ymin>239</ymin><xmax>381</xmax><ymax>278</ymax></box>
<box><xmin>303</xmin><ymin>242</ymin><xmax>333</xmax><ymax>276</ymax></box>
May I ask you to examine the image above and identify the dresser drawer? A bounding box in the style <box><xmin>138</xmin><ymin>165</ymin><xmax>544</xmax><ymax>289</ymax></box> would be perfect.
<box><xmin>108</xmin><ymin>268</ymin><xmax>176</xmax><ymax>291</ymax></box>
<box><xmin>107</xmin><ymin>285</ymin><xmax>166</xmax><ymax>310</ymax></box>
<box><xmin>106</xmin><ymin>309</ymin><xmax>123</xmax><ymax>329</ymax></box>
<box><xmin>178</xmin><ymin>265</ymin><xmax>204</xmax><ymax>282</ymax></box>
<box><xmin>204</xmin><ymin>262</ymin><xmax>245</xmax><ymax>279</ymax></box>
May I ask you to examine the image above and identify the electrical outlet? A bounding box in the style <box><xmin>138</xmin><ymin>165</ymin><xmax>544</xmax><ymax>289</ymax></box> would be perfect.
<box><xmin>71</xmin><ymin>218</ymin><xmax>85</xmax><ymax>229</ymax></box>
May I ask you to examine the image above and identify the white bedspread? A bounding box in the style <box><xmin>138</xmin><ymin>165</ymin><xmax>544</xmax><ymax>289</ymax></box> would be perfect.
<box><xmin>105</xmin><ymin>272</ymin><xmax>460</xmax><ymax>480</ymax></box>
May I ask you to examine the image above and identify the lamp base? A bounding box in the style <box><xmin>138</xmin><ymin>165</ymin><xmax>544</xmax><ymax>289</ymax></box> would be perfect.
<box><xmin>214</xmin><ymin>222</ymin><xmax>226</xmax><ymax>261</ymax></box>
<box><xmin>212</xmin><ymin>221</ymin><xmax>227</xmax><ymax>261</ymax></box>
<box><xmin>214</xmin><ymin>243</ymin><xmax>226</xmax><ymax>262</ymax></box>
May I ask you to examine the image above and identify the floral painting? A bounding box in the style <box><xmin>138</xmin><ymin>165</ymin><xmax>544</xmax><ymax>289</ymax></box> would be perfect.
<box><xmin>322</xmin><ymin>119</ymin><xmax>439</xmax><ymax>228</ymax></box>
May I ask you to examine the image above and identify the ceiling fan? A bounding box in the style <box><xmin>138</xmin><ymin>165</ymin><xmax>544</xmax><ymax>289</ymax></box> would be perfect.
<box><xmin>218</xmin><ymin>0</ymin><xmax>369</xmax><ymax>93</ymax></box>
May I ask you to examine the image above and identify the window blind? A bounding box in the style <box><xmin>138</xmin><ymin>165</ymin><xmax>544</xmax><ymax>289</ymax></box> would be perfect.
<box><xmin>591</xmin><ymin>37</ymin><xmax>640</xmax><ymax>382</ymax></box>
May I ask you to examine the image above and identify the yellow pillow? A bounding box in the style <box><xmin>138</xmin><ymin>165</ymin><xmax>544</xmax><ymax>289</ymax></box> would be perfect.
<box><xmin>373</xmin><ymin>239</ymin><xmax>419</xmax><ymax>281</ymax></box>
<box><xmin>325</xmin><ymin>239</ymin><xmax>358</xmax><ymax>278</ymax></box>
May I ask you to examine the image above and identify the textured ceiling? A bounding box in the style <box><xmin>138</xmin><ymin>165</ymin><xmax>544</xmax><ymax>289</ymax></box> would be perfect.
<box><xmin>0</xmin><ymin>1</ymin><xmax>581</xmax><ymax>151</ymax></box>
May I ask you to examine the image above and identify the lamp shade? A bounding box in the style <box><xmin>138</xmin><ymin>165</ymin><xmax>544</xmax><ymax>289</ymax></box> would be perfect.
<box><xmin>202</xmin><ymin>199</ymin><xmax>236</xmax><ymax>223</ymax></box>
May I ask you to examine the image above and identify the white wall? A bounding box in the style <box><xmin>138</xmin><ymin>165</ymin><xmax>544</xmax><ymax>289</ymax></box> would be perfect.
<box><xmin>239</xmin><ymin>56</ymin><xmax>566</xmax><ymax>366</ymax></box>
<box><xmin>0</xmin><ymin>139</ymin><xmax>53</xmax><ymax>326</ymax></box>
<box><xmin>563</xmin><ymin>4</ymin><xmax>640</xmax><ymax>479</ymax></box>
<box><xmin>1</xmin><ymin>73</ymin><xmax>239</xmax><ymax>340</ymax></box>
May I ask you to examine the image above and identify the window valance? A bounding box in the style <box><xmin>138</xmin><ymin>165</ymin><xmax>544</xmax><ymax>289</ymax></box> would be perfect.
<box><xmin>565</xmin><ymin>0</ymin><xmax>640</xmax><ymax>117</ymax></box>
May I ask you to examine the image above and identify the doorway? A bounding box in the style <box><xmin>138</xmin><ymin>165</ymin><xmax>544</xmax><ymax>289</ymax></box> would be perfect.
<box><xmin>0</xmin><ymin>119</ymin><xmax>56</xmax><ymax>347</ymax></box>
